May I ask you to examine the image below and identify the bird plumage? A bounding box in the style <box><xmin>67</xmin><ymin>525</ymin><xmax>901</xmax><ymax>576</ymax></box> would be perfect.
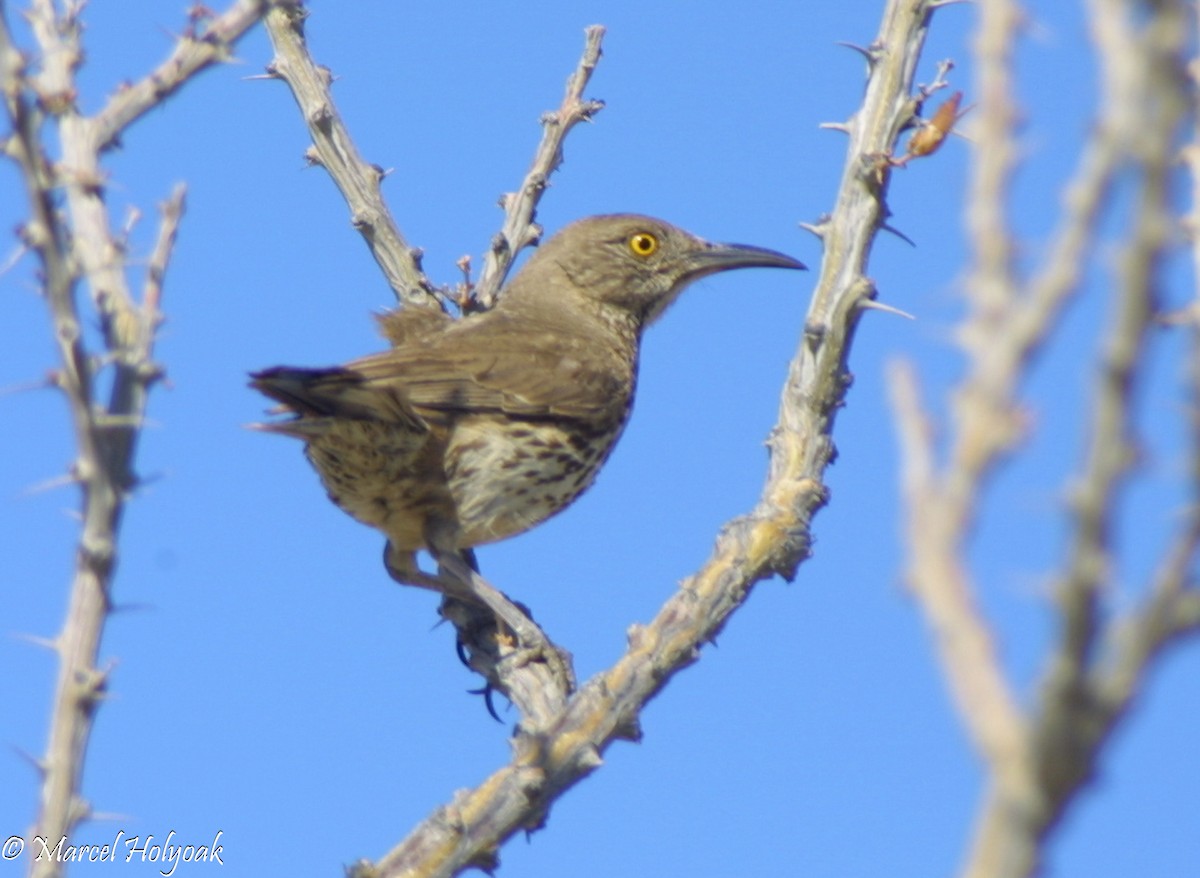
<box><xmin>251</xmin><ymin>214</ymin><xmax>804</xmax><ymax>563</ymax></box>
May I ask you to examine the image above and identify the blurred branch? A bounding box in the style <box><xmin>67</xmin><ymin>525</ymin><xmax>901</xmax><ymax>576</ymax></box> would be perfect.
<box><xmin>1034</xmin><ymin>0</ymin><xmax>1182</xmax><ymax>787</ymax></box>
<box><xmin>471</xmin><ymin>25</ymin><xmax>606</xmax><ymax>311</ymax></box>
<box><xmin>888</xmin><ymin>0</ymin><xmax>1198</xmax><ymax>877</ymax></box>
<box><xmin>1094</xmin><ymin>516</ymin><xmax>1200</xmax><ymax>706</ymax></box>
<box><xmin>888</xmin><ymin>360</ymin><xmax>1025</xmax><ymax>766</ymax></box>
<box><xmin>2</xmin><ymin>3</ymin><xmax>262</xmax><ymax>874</ymax></box>
<box><xmin>361</xmin><ymin>0</ymin><xmax>949</xmax><ymax>875</ymax></box>
<box><xmin>262</xmin><ymin>2</ymin><xmax>442</xmax><ymax>311</ymax></box>
<box><xmin>887</xmin><ymin>0</ymin><xmax>1030</xmax><ymax>776</ymax></box>
<box><xmin>91</xmin><ymin>0</ymin><xmax>270</xmax><ymax>151</ymax></box>
<box><xmin>962</xmin><ymin>0</ymin><xmax>1020</xmax><ymax>315</ymax></box>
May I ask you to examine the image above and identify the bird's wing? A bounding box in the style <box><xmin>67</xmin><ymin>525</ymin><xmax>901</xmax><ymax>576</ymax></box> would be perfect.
<box><xmin>250</xmin><ymin>366</ymin><xmax>429</xmax><ymax>434</ymax></box>
<box><xmin>346</xmin><ymin>314</ymin><xmax>631</xmax><ymax>424</ymax></box>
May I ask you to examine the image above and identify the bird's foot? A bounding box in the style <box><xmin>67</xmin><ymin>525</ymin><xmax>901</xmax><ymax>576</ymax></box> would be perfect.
<box><xmin>384</xmin><ymin>543</ymin><xmax>575</xmax><ymax>698</ymax></box>
<box><xmin>435</xmin><ymin>551</ymin><xmax>576</xmax><ymax>694</ymax></box>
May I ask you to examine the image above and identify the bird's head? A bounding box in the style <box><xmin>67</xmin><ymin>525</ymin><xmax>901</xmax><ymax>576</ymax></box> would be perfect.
<box><xmin>505</xmin><ymin>214</ymin><xmax>806</xmax><ymax>328</ymax></box>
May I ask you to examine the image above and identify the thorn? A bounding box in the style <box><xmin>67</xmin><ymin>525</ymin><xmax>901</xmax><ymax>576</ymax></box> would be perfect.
<box><xmin>880</xmin><ymin>222</ymin><xmax>917</xmax><ymax>247</ymax></box>
<box><xmin>10</xmin><ymin>745</ymin><xmax>47</xmax><ymax>777</ymax></box>
<box><xmin>14</xmin><ymin>632</ymin><xmax>58</xmax><ymax>652</ymax></box>
<box><xmin>859</xmin><ymin>299</ymin><xmax>915</xmax><ymax>320</ymax></box>
<box><xmin>108</xmin><ymin>600</ymin><xmax>159</xmax><ymax>616</ymax></box>
<box><xmin>1157</xmin><ymin>302</ymin><xmax>1200</xmax><ymax>327</ymax></box>
<box><xmin>88</xmin><ymin>808</ymin><xmax>135</xmax><ymax>824</ymax></box>
<box><xmin>0</xmin><ymin>241</ymin><xmax>27</xmax><ymax>277</ymax></box>
<box><xmin>798</xmin><ymin>217</ymin><xmax>830</xmax><ymax>240</ymax></box>
<box><xmin>22</xmin><ymin>470</ymin><xmax>82</xmax><ymax>496</ymax></box>
<box><xmin>834</xmin><ymin>40</ymin><xmax>875</xmax><ymax>63</ymax></box>
<box><xmin>0</xmin><ymin>374</ymin><xmax>55</xmax><ymax>397</ymax></box>
<box><xmin>614</xmin><ymin>717</ymin><xmax>643</xmax><ymax>743</ymax></box>
<box><xmin>819</xmin><ymin>121</ymin><xmax>852</xmax><ymax>135</ymax></box>
<box><xmin>580</xmin><ymin>98</ymin><xmax>605</xmax><ymax>118</ymax></box>
<box><xmin>120</xmin><ymin>204</ymin><xmax>141</xmax><ymax>242</ymax></box>
<box><xmin>575</xmin><ymin>744</ymin><xmax>603</xmax><ymax>769</ymax></box>
<box><xmin>67</xmin><ymin>795</ymin><xmax>92</xmax><ymax>826</ymax></box>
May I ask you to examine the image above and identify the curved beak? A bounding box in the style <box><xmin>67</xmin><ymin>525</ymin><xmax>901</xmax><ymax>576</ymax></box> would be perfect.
<box><xmin>683</xmin><ymin>240</ymin><xmax>807</xmax><ymax>280</ymax></box>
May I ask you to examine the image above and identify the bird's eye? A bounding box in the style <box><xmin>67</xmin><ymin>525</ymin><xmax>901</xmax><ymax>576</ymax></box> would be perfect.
<box><xmin>628</xmin><ymin>232</ymin><xmax>659</xmax><ymax>257</ymax></box>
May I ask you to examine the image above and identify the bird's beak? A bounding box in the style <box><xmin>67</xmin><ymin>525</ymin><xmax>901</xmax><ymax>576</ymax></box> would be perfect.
<box><xmin>684</xmin><ymin>241</ymin><xmax>807</xmax><ymax>279</ymax></box>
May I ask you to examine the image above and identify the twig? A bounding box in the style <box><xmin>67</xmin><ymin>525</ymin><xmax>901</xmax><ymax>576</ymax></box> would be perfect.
<box><xmin>961</xmin><ymin>0</ymin><xmax>1020</xmax><ymax>318</ymax></box>
<box><xmin>1096</xmin><ymin>514</ymin><xmax>1200</xmax><ymax>710</ymax></box>
<box><xmin>887</xmin><ymin>361</ymin><xmax>1025</xmax><ymax>770</ymax></box>
<box><xmin>143</xmin><ymin>185</ymin><xmax>188</xmax><ymax>329</ymax></box>
<box><xmin>262</xmin><ymin>2</ymin><xmax>441</xmax><ymax>311</ymax></box>
<box><xmin>471</xmin><ymin>25</ymin><xmax>606</xmax><ymax>311</ymax></box>
<box><xmin>91</xmin><ymin>0</ymin><xmax>270</xmax><ymax>152</ymax></box>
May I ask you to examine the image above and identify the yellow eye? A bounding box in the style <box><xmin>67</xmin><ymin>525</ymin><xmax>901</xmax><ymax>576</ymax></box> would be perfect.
<box><xmin>628</xmin><ymin>232</ymin><xmax>659</xmax><ymax>257</ymax></box>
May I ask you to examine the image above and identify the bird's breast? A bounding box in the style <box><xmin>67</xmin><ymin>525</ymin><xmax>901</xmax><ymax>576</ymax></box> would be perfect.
<box><xmin>445</xmin><ymin>406</ymin><xmax>631</xmax><ymax>546</ymax></box>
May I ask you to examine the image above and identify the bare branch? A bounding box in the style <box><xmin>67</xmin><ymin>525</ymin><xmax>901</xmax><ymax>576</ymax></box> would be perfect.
<box><xmin>262</xmin><ymin>2</ymin><xmax>441</xmax><ymax>311</ymax></box>
<box><xmin>1097</xmin><ymin>514</ymin><xmax>1200</xmax><ymax>709</ymax></box>
<box><xmin>142</xmin><ymin>185</ymin><xmax>188</xmax><ymax>331</ymax></box>
<box><xmin>946</xmin><ymin>2</ymin><xmax>1196</xmax><ymax>877</ymax></box>
<box><xmin>962</xmin><ymin>0</ymin><xmax>1020</xmax><ymax>317</ymax></box>
<box><xmin>1046</xmin><ymin>0</ymin><xmax>1188</xmax><ymax>773</ymax></box>
<box><xmin>3</xmin><ymin>3</ymin><xmax>259</xmax><ymax>870</ymax></box>
<box><xmin>1034</xmin><ymin>0</ymin><xmax>1182</xmax><ymax>778</ymax></box>
<box><xmin>91</xmin><ymin>0</ymin><xmax>271</xmax><ymax>152</ymax></box>
<box><xmin>4</xmin><ymin>0</ymin><xmax>121</xmax><ymax>861</ymax></box>
<box><xmin>472</xmin><ymin>25</ymin><xmax>606</xmax><ymax>311</ymax></box>
<box><xmin>887</xmin><ymin>361</ymin><xmax>1026</xmax><ymax>766</ymax></box>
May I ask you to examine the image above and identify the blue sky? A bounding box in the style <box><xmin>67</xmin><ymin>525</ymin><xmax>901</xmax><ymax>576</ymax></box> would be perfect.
<box><xmin>2</xmin><ymin>2</ymin><xmax>1197</xmax><ymax>876</ymax></box>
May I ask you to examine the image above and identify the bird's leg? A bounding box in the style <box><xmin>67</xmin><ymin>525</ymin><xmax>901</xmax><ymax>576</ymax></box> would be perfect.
<box><xmin>382</xmin><ymin>543</ymin><xmax>447</xmax><ymax>591</ymax></box>
<box><xmin>436</xmin><ymin>544</ymin><xmax>576</xmax><ymax>695</ymax></box>
<box><xmin>384</xmin><ymin>539</ymin><xmax>575</xmax><ymax>694</ymax></box>
<box><xmin>382</xmin><ymin>541</ymin><xmax>532</xmax><ymax>637</ymax></box>
<box><xmin>434</xmin><ymin>548</ymin><xmax>576</xmax><ymax>694</ymax></box>
<box><xmin>434</xmin><ymin>549</ymin><xmax>546</xmax><ymax>650</ymax></box>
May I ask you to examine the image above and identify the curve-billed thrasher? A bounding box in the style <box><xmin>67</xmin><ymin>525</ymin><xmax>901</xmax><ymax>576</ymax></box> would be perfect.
<box><xmin>251</xmin><ymin>214</ymin><xmax>804</xmax><ymax>642</ymax></box>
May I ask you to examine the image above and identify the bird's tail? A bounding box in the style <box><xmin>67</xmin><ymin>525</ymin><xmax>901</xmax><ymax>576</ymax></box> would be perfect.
<box><xmin>249</xmin><ymin>366</ymin><xmax>427</xmax><ymax>437</ymax></box>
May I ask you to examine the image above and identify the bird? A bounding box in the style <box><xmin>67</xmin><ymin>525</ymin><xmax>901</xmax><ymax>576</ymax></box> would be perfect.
<box><xmin>250</xmin><ymin>214</ymin><xmax>804</xmax><ymax>645</ymax></box>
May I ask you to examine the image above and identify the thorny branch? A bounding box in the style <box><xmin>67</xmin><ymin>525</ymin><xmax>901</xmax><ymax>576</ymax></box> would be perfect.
<box><xmin>471</xmin><ymin>25</ymin><xmax>606</xmax><ymax>311</ymax></box>
<box><xmin>262</xmin><ymin>1</ymin><xmax>441</xmax><ymax>311</ymax></box>
<box><xmin>888</xmin><ymin>2</ymin><xmax>1200</xmax><ymax>878</ymax></box>
<box><xmin>251</xmin><ymin>0</ymin><xmax>947</xmax><ymax>874</ymax></box>
<box><xmin>2</xmin><ymin>3</ymin><xmax>266</xmax><ymax>876</ymax></box>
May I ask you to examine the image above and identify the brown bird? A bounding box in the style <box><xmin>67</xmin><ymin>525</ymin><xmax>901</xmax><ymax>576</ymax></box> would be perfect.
<box><xmin>251</xmin><ymin>214</ymin><xmax>804</xmax><ymax>640</ymax></box>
